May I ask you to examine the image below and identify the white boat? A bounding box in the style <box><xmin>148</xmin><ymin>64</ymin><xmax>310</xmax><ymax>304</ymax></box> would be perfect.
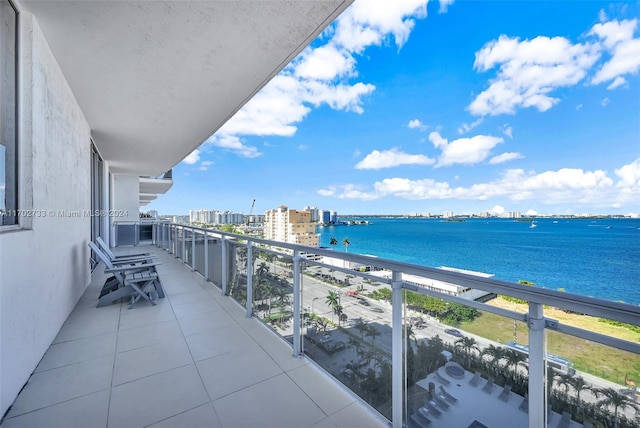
<box><xmin>529</xmin><ymin>221</ymin><xmax>537</xmax><ymax>229</ymax></box>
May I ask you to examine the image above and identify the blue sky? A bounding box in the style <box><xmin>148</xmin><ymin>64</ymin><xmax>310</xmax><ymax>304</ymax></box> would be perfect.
<box><xmin>148</xmin><ymin>0</ymin><xmax>640</xmax><ymax>217</ymax></box>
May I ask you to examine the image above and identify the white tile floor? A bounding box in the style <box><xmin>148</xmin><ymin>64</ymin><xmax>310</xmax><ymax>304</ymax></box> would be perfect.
<box><xmin>1</xmin><ymin>246</ymin><xmax>387</xmax><ymax>428</ymax></box>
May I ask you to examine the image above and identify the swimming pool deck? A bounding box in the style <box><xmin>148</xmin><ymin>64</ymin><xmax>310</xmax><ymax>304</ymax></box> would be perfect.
<box><xmin>415</xmin><ymin>368</ymin><xmax>585</xmax><ymax>428</ymax></box>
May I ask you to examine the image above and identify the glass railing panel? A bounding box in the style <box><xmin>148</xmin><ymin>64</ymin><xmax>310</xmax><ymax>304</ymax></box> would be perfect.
<box><xmin>206</xmin><ymin>235</ymin><xmax>223</xmax><ymax>287</ymax></box>
<box><xmin>139</xmin><ymin>223</ymin><xmax>153</xmax><ymax>242</ymax></box>
<box><xmin>403</xmin><ymin>291</ymin><xmax>532</xmax><ymax>428</ymax></box>
<box><xmin>184</xmin><ymin>229</ymin><xmax>193</xmax><ymax>267</ymax></box>
<box><xmin>300</xmin><ymin>259</ymin><xmax>392</xmax><ymax>418</ymax></box>
<box><xmin>542</xmin><ymin>316</ymin><xmax>639</xmax><ymax>428</ymax></box>
<box><xmin>252</xmin><ymin>250</ymin><xmax>290</xmax><ymax>337</ymax></box>
<box><xmin>193</xmin><ymin>231</ymin><xmax>205</xmax><ymax>275</ymax></box>
<box><xmin>227</xmin><ymin>241</ymin><xmax>248</xmax><ymax>306</ymax></box>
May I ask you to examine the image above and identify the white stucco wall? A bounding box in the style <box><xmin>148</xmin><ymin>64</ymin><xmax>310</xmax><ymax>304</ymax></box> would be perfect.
<box><xmin>0</xmin><ymin>14</ymin><xmax>91</xmax><ymax>416</ymax></box>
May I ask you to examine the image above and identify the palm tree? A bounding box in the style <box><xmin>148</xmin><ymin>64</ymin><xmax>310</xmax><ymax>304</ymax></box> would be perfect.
<box><xmin>481</xmin><ymin>344</ymin><xmax>506</xmax><ymax>374</ymax></box>
<box><xmin>455</xmin><ymin>336</ymin><xmax>480</xmax><ymax>368</ymax></box>
<box><xmin>567</xmin><ymin>376</ymin><xmax>592</xmax><ymax>406</ymax></box>
<box><xmin>554</xmin><ymin>373</ymin><xmax>573</xmax><ymax>399</ymax></box>
<box><xmin>355</xmin><ymin>319</ymin><xmax>369</xmax><ymax>340</ymax></box>
<box><xmin>503</xmin><ymin>349</ymin><xmax>527</xmax><ymax>377</ymax></box>
<box><xmin>325</xmin><ymin>290</ymin><xmax>339</xmax><ymax>322</ymax></box>
<box><xmin>256</xmin><ymin>261</ymin><xmax>269</xmax><ymax>277</ymax></box>
<box><xmin>342</xmin><ymin>237</ymin><xmax>351</xmax><ymax>252</ymax></box>
<box><xmin>594</xmin><ymin>387</ymin><xmax>639</xmax><ymax>427</ymax></box>
<box><xmin>366</xmin><ymin>324</ymin><xmax>380</xmax><ymax>347</ymax></box>
<box><xmin>330</xmin><ymin>237</ymin><xmax>338</xmax><ymax>250</ymax></box>
<box><xmin>334</xmin><ymin>304</ymin><xmax>344</xmax><ymax>326</ymax></box>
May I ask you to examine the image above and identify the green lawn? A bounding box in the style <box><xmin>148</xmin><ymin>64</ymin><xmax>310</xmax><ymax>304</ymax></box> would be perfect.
<box><xmin>460</xmin><ymin>310</ymin><xmax>640</xmax><ymax>386</ymax></box>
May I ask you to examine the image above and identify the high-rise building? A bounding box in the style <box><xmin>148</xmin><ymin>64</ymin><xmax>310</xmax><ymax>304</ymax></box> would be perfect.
<box><xmin>264</xmin><ymin>206</ymin><xmax>319</xmax><ymax>247</ymax></box>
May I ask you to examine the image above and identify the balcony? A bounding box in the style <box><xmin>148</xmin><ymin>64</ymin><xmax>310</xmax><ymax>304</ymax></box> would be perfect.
<box><xmin>3</xmin><ymin>223</ymin><xmax>638</xmax><ymax>428</ymax></box>
<box><xmin>1</xmin><ymin>244</ymin><xmax>385</xmax><ymax>428</ymax></box>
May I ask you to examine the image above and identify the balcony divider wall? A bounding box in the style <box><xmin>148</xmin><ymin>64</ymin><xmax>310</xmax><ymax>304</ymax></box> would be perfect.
<box><xmin>135</xmin><ymin>222</ymin><xmax>639</xmax><ymax>428</ymax></box>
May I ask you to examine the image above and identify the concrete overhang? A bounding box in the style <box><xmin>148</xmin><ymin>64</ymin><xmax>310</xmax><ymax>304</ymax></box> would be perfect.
<box><xmin>21</xmin><ymin>1</ymin><xmax>353</xmax><ymax>176</ymax></box>
<box><xmin>140</xmin><ymin>176</ymin><xmax>173</xmax><ymax>195</ymax></box>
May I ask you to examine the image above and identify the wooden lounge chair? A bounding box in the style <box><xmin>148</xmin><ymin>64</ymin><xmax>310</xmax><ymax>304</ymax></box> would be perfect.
<box><xmin>438</xmin><ymin>385</ymin><xmax>458</xmax><ymax>403</ymax></box>
<box><xmin>498</xmin><ymin>385</ymin><xmax>512</xmax><ymax>402</ymax></box>
<box><xmin>481</xmin><ymin>377</ymin><xmax>495</xmax><ymax>393</ymax></box>
<box><xmin>89</xmin><ymin>242</ymin><xmax>164</xmax><ymax>308</ymax></box>
<box><xmin>518</xmin><ymin>393</ymin><xmax>528</xmax><ymax>413</ymax></box>
<box><xmin>469</xmin><ymin>371</ymin><xmax>482</xmax><ymax>387</ymax></box>
<box><xmin>557</xmin><ymin>411</ymin><xmax>572</xmax><ymax>428</ymax></box>
<box><xmin>423</xmin><ymin>401</ymin><xmax>442</xmax><ymax>417</ymax></box>
<box><xmin>432</xmin><ymin>393</ymin><xmax>450</xmax><ymax>410</ymax></box>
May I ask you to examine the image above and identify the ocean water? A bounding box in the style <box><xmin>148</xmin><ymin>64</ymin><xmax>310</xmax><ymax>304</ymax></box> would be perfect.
<box><xmin>317</xmin><ymin>218</ymin><xmax>640</xmax><ymax>305</ymax></box>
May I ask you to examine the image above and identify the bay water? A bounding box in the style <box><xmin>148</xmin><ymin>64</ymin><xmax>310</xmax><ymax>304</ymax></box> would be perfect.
<box><xmin>317</xmin><ymin>217</ymin><xmax>640</xmax><ymax>305</ymax></box>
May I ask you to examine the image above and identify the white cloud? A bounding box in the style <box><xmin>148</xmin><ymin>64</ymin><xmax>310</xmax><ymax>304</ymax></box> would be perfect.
<box><xmin>576</xmin><ymin>103</ymin><xmax>583</xmax><ymax>110</ymax></box>
<box><xmin>490</xmin><ymin>205</ymin><xmax>505</xmax><ymax>215</ymax></box>
<box><xmin>501</xmin><ymin>125</ymin><xmax>513</xmax><ymax>139</ymax></box>
<box><xmin>490</xmin><ymin>152</ymin><xmax>523</xmax><ymax>164</ymax></box>
<box><xmin>429</xmin><ymin>131</ymin><xmax>504</xmax><ymax>167</ymax></box>
<box><xmin>469</xmin><ymin>35</ymin><xmax>599</xmax><ymax>116</ymax></box>
<box><xmin>408</xmin><ymin>119</ymin><xmax>428</xmax><ymax>130</ymax></box>
<box><xmin>297</xmin><ymin>144</ymin><xmax>310</xmax><ymax>151</ymax></box>
<box><xmin>439</xmin><ymin>0</ymin><xmax>454</xmax><ymax>14</ymax></box>
<box><xmin>457</xmin><ymin>118</ymin><xmax>484</xmax><ymax>134</ymax></box>
<box><xmin>208</xmin><ymin>0</ymin><xmax>431</xmax><ymax>154</ymax></box>
<box><xmin>207</xmin><ymin>134</ymin><xmax>261</xmax><ymax>158</ymax></box>
<box><xmin>295</xmin><ymin>45</ymin><xmax>356</xmax><ymax>81</ymax></box>
<box><xmin>355</xmin><ymin>148</ymin><xmax>435</xmax><ymax>170</ymax></box>
<box><xmin>198</xmin><ymin>160</ymin><xmax>214</xmax><ymax>171</ymax></box>
<box><xmin>332</xmin><ymin>0</ymin><xmax>429</xmax><ymax>53</ymax></box>
<box><xmin>615</xmin><ymin>158</ymin><xmax>640</xmax><ymax>190</ymax></box>
<box><xmin>525</xmin><ymin>209</ymin><xmax>538</xmax><ymax>216</ymax></box>
<box><xmin>606</xmin><ymin>76</ymin><xmax>627</xmax><ymax>89</ymax></box>
<box><xmin>319</xmin><ymin>162</ymin><xmax>637</xmax><ymax>209</ymax></box>
<box><xmin>182</xmin><ymin>149</ymin><xmax>200</xmax><ymax>165</ymax></box>
<box><xmin>601</xmin><ymin>97</ymin><xmax>610</xmax><ymax>106</ymax></box>
<box><xmin>590</xmin><ymin>19</ymin><xmax>640</xmax><ymax>86</ymax></box>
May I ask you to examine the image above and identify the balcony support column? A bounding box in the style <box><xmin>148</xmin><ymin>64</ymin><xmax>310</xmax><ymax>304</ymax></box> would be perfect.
<box><xmin>204</xmin><ymin>232</ymin><xmax>209</xmax><ymax>280</ymax></box>
<box><xmin>391</xmin><ymin>270</ymin><xmax>403</xmax><ymax>428</ymax></box>
<box><xmin>292</xmin><ymin>252</ymin><xmax>302</xmax><ymax>357</ymax></box>
<box><xmin>191</xmin><ymin>228</ymin><xmax>196</xmax><ymax>271</ymax></box>
<box><xmin>219</xmin><ymin>237</ymin><xmax>227</xmax><ymax>295</ymax></box>
<box><xmin>168</xmin><ymin>224</ymin><xmax>173</xmax><ymax>254</ymax></box>
<box><xmin>246</xmin><ymin>242</ymin><xmax>253</xmax><ymax>317</ymax></box>
<box><xmin>528</xmin><ymin>302</ymin><xmax>546</xmax><ymax>428</ymax></box>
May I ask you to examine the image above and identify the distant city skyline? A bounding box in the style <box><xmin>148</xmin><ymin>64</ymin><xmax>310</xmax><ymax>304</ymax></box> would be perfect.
<box><xmin>147</xmin><ymin>1</ymin><xmax>640</xmax><ymax>217</ymax></box>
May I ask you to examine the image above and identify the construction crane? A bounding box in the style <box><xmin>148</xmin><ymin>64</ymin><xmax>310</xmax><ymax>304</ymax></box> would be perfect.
<box><xmin>246</xmin><ymin>199</ymin><xmax>256</xmax><ymax>226</ymax></box>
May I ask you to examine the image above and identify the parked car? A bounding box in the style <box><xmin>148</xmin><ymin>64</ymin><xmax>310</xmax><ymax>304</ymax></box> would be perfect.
<box><xmin>357</xmin><ymin>299</ymin><xmax>370</xmax><ymax>306</ymax></box>
<box><xmin>370</xmin><ymin>307</ymin><xmax>384</xmax><ymax>313</ymax></box>
<box><xmin>319</xmin><ymin>334</ymin><xmax>332</xmax><ymax>344</ymax></box>
<box><xmin>444</xmin><ymin>328</ymin><xmax>463</xmax><ymax>337</ymax></box>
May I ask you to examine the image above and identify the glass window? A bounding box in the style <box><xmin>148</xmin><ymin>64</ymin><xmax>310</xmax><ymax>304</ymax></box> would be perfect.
<box><xmin>1</xmin><ymin>0</ymin><xmax>17</xmax><ymax>226</ymax></box>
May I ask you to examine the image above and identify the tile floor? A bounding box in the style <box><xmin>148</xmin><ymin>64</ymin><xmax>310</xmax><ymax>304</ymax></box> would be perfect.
<box><xmin>1</xmin><ymin>246</ymin><xmax>387</xmax><ymax>428</ymax></box>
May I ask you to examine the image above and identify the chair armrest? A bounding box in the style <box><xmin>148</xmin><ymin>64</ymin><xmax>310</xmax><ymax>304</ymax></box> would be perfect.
<box><xmin>104</xmin><ymin>262</ymin><xmax>162</xmax><ymax>273</ymax></box>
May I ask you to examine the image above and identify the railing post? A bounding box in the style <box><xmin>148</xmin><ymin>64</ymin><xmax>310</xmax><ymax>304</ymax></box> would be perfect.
<box><xmin>528</xmin><ymin>302</ymin><xmax>546</xmax><ymax>428</ymax></box>
<box><xmin>221</xmin><ymin>237</ymin><xmax>228</xmax><ymax>295</ymax></box>
<box><xmin>191</xmin><ymin>228</ymin><xmax>196</xmax><ymax>271</ymax></box>
<box><xmin>292</xmin><ymin>252</ymin><xmax>302</xmax><ymax>357</ymax></box>
<box><xmin>246</xmin><ymin>242</ymin><xmax>253</xmax><ymax>317</ymax></box>
<box><xmin>391</xmin><ymin>270</ymin><xmax>403</xmax><ymax>428</ymax></box>
<box><xmin>168</xmin><ymin>225</ymin><xmax>173</xmax><ymax>254</ymax></box>
<box><xmin>204</xmin><ymin>232</ymin><xmax>209</xmax><ymax>280</ymax></box>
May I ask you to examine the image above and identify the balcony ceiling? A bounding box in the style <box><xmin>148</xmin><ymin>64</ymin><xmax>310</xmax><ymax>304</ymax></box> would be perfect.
<box><xmin>22</xmin><ymin>1</ymin><xmax>352</xmax><ymax>176</ymax></box>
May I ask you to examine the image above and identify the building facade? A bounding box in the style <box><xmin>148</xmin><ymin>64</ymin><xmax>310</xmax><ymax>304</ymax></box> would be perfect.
<box><xmin>264</xmin><ymin>206</ymin><xmax>319</xmax><ymax>247</ymax></box>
